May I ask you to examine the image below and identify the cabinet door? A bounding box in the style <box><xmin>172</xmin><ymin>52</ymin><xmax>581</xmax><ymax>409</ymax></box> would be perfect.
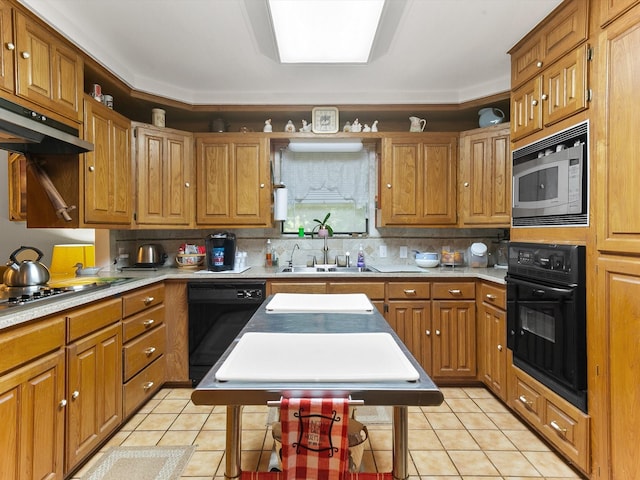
<box><xmin>595</xmin><ymin>255</ymin><xmax>640</xmax><ymax>479</ymax></box>
<box><xmin>0</xmin><ymin>1</ymin><xmax>13</xmax><ymax>93</ymax></box>
<box><xmin>479</xmin><ymin>303</ymin><xmax>507</xmax><ymax>400</ymax></box>
<box><xmin>195</xmin><ymin>135</ymin><xmax>270</xmax><ymax>226</ymax></box>
<box><xmin>543</xmin><ymin>44</ymin><xmax>588</xmax><ymax>127</ymax></box>
<box><xmin>432</xmin><ymin>300</ymin><xmax>476</xmax><ymax>379</ymax></box>
<box><xmin>83</xmin><ymin>98</ymin><xmax>132</xmax><ymax>225</ymax></box>
<box><xmin>386</xmin><ymin>301</ymin><xmax>431</xmax><ymax>373</ymax></box>
<box><xmin>14</xmin><ymin>11</ymin><xmax>81</xmax><ymax>120</ymax></box>
<box><xmin>135</xmin><ymin>125</ymin><xmax>194</xmax><ymax>226</ymax></box>
<box><xmin>0</xmin><ymin>350</ymin><xmax>65</xmax><ymax>480</ymax></box>
<box><xmin>596</xmin><ymin>7</ymin><xmax>640</xmax><ymax>254</ymax></box>
<box><xmin>459</xmin><ymin>125</ymin><xmax>510</xmax><ymax>226</ymax></box>
<box><xmin>599</xmin><ymin>0</ymin><xmax>640</xmax><ymax>26</ymax></box>
<box><xmin>66</xmin><ymin>323</ymin><xmax>122</xmax><ymax>471</ymax></box>
<box><xmin>511</xmin><ymin>75</ymin><xmax>543</xmax><ymax>141</ymax></box>
<box><xmin>380</xmin><ymin>135</ymin><xmax>457</xmax><ymax>226</ymax></box>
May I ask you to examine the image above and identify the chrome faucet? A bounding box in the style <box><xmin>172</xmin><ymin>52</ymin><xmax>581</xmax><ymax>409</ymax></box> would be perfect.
<box><xmin>288</xmin><ymin>243</ymin><xmax>300</xmax><ymax>267</ymax></box>
<box><xmin>322</xmin><ymin>236</ymin><xmax>329</xmax><ymax>265</ymax></box>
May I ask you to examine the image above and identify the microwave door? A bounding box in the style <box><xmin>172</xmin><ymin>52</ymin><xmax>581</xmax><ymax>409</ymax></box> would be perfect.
<box><xmin>513</xmin><ymin>158</ymin><xmax>570</xmax><ymax>217</ymax></box>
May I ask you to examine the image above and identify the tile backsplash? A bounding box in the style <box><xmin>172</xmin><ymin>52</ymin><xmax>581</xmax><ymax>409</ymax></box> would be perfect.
<box><xmin>108</xmin><ymin>227</ymin><xmax>508</xmax><ymax>270</ymax></box>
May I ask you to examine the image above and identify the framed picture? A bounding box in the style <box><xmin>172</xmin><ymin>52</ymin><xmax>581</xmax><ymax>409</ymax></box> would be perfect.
<box><xmin>312</xmin><ymin>107</ymin><xmax>339</xmax><ymax>134</ymax></box>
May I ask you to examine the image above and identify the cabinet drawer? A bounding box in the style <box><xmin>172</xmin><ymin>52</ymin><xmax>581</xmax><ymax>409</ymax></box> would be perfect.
<box><xmin>122</xmin><ymin>284</ymin><xmax>165</xmax><ymax>317</ymax></box>
<box><xmin>0</xmin><ymin>316</ymin><xmax>65</xmax><ymax>374</ymax></box>
<box><xmin>387</xmin><ymin>282</ymin><xmax>430</xmax><ymax>299</ymax></box>
<box><xmin>269</xmin><ymin>282</ymin><xmax>326</xmax><ymax>294</ymax></box>
<box><xmin>123</xmin><ymin>324</ymin><xmax>165</xmax><ymax>381</ymax></box>
<box><xmin>479</xmin><ymin>282</ymin><xmax>506</xmax><ymax>309</ymax></box>
<box><xmin>544</xmin><ymin>398</ymin><xmax>590</xmax><ymax>470</ymax></box>
<box><xmin>122</xmin><ymin>304</ymin><xmax>165</xmax><ymax>343</ymax></box>
<box><xmin>432</xmin><ymin>282</ymin><xmax>475</xmax><ymax>299</ymax></box>
<box><xmin>66</xmin><ymin>298</ymin><xmax>122</xmax><ymax>342</ymax></box>
<box><xmin>123</xmin><ymin>355</ymin><xmax>165</xmax><ymax>418</ymax></box>
<box><xmin>327</xmin><ymin>282</ymin><xmax>385</xmax><ymax>299</ymax></box>
<box><xmin>512</xmin><ymin>370</ymin><xmax>543</xmax><ymax>426</ymax></box>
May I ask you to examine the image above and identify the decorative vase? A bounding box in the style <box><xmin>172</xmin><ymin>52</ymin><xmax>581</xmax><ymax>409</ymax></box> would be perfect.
<box><xmin>478</xmin><ymin>108</ymin><xmax>505</xmax><ymax>128</ymax></box>
<box><xmin>317</xmin><ymin>228</ymin><xmax>329</xmax><ymax>238</ymax></box>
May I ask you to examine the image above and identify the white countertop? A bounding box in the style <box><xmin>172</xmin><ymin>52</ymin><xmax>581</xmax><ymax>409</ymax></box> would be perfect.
<box><xmin>0</xmin><ymin>265</ymin><xmax>506</xmax><ymax>330</ymax></box>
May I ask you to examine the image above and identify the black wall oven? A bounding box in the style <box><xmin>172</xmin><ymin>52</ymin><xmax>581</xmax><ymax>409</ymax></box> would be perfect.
<box><xmin>506</xmin><ymin>242</ymin><xmax>587</xmax><ymax>412</ymax></box>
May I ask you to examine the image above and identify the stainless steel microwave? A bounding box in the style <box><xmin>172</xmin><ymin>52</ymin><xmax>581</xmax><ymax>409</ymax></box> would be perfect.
<box><xmin>512</xmin><ymin>121</ymin><xmax>589</xmax><ymax>227</ymax></box>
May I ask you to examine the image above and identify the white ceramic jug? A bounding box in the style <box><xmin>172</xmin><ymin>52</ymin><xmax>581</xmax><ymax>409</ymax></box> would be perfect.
<box><xmin>409</xmin><ymin>116</ymin><xmax>427</xmax><ymax>132</ymax></box>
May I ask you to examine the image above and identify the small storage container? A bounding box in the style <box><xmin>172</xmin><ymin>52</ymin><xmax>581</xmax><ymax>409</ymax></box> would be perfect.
<box><xmin>468</xmin><ymin>242</ymin><xmax>488</xmax><ymax>268</ymax></box>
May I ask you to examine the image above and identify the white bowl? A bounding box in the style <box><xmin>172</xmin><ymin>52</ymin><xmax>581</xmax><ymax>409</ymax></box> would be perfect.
<box><xmin>416</xmin><ymin>258</ymin><xmax>439</xmax><ymax>268</ymax></box>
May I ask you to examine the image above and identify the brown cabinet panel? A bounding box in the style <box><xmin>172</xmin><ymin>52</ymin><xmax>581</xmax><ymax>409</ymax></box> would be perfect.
<box><xmin>477</xmin><ymin>282</ymin><xmax>507</xmax><ymax>401</ymax></box>
<box><xmin>66</xmin><ymin>323</ymin><xmax>122</xmax><ymax>471</ymax></box>
<box><xmin>123</xmin><ymin>324</ymin><xmax>166</xmax><ymax>382</ymax></box>
<box><xmin>431</xmin><ymin>299</ymin><xmax>476</xmax><ymax>379</ymax></box>
<box><xmin>599</xmin><ymin>0</ymin><xmax>640</xmax><ymax>26</ymax></box>
<box><xmin>458</xmin><ymin>125</ymin><xmax>511</xmax><ymax>226</ymax></box>
<box><xmin>66</xmin><ymin>297</ymin><xmax>121</xmax><ymax>342</ymax></box>
<box><xmin>0</xmin><ymin>0</ymin><xmax>14</xmax><ymax>93</ymax></box>
<box><xmin>123</xmin><ymin>355</ymin><xmax>165</xmax><ymax>418</ymax></box>
<box><xmin>122</xmin><ymin>283</ymin><xmax>165</xmax><ymax>317</ymax></box>
<box><xmin>268</xmin><ymin>281</ymin><xmax>326</xmax><ymax>294</ymax></box>
<box><xmin>122</xmin><ymin>304</ymin><xmax>165</xmax><ymax>343</ymax></box>
<box><xmin>432</xmin><ymin>282</ymin><xmax>475</xmax><ymax>299</ymax></box>
<box><xmin>386</xmin><ymin>301</ymin><xmax>431</xmax><ymax>373</ymax></box>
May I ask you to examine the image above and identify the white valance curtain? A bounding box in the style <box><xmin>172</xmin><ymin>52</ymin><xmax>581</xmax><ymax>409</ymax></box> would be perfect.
<box><xmin>281</xmin><ymin>150</ymin><xmax>369</xmax><ymax>208</ymax></box>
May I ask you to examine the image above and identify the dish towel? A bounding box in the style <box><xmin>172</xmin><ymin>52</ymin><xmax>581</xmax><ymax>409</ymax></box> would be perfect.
<box><xmin>280</xmin><ymin>397</ymin><xmax>350</xmax><ymax>480</ymax></box>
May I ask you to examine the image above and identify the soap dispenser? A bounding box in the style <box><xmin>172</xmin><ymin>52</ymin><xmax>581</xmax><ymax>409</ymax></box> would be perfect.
<box><xmin>357</xmin><ymin>244</ymin><xmax>365</xmax><ymax>268</ymax></box>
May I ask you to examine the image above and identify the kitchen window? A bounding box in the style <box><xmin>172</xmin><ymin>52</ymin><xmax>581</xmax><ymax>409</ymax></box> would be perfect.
<box><xmin>280</xmin><ymin>149</ymin><xmax>372</xmax><ymax>234</ymax></box>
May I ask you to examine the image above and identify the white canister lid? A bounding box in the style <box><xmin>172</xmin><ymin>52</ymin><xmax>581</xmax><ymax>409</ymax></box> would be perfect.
<box><xmin>470</xmin><ymin>242</ymin><xmax>488</xmax><ymax>256</ymax></box>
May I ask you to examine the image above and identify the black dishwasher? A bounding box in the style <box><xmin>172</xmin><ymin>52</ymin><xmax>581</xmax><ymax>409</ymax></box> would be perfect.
<box><xmin>188</xmin><ymin>280</ymin><xmax>266</xmax><ymax>386</ymax></box>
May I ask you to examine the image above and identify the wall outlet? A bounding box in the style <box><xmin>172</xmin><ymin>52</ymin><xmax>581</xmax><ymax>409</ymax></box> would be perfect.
<box><xmin>379</xmin><ymin>245</ymin><xmax>387</xmax><ymax>258</ymax></box>
<box><xmin>399</xmin><ymin>246</ymin><xmax>408</xmax><ymax>258</ymax></box>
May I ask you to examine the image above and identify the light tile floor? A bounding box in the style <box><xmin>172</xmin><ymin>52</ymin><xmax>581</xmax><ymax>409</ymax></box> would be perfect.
<box><xmin>71</xmin><ymin>386</ymin><xmax>586</xmax><ymax>480</ymax></box>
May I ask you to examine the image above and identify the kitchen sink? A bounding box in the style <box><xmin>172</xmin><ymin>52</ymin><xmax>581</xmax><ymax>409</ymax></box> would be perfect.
<box><xmin>278</xmin><ymin>265</ymin><xmax>373</xmax><ymax>274</ymax></box>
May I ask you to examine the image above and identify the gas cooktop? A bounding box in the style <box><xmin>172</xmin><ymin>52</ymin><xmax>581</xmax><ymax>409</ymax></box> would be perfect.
<box><xmin>0</xmin><ymin>278</ymin><xmax>130</xmax><ymax>309</ymax></box>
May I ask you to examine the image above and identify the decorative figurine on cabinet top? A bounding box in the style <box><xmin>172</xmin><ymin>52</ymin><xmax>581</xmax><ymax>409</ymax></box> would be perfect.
<box><xmin>263</xmin><ymin>119</ymin><xmax>272</xmax><ymax>132</ymax></box>
<box><xmin>284</xmin><ymin>120</ymin><xmax>296</xmax><ymax>133</ymax></box>
<box><xmin>351</xmin><ymin>118</ymin><xmax>362</xmax><ymax>133</ymax></box>
<box><xmin>371</xmin><ymin>120</ymin><xmax>379</xmax><ymax>132</ymax></box>
<box><xmin>299</xmin><ymin>120</ymin><xmax>312</xmax><ymax>132</ymax></box>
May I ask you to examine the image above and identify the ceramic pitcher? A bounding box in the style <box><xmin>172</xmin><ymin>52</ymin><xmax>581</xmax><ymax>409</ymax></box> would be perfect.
<box><xmin>409</xmin><ymin>116</ymin><xmax>427</xmax><ymax>132</ymax></box>
<box><xmin>478</xmin><ymin>108</ymin><xmax>505</xmax><ymax>127</ymax></box>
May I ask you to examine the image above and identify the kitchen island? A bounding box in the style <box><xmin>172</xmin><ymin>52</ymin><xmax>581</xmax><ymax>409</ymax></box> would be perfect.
<box><xmin>191</xmin><ymin>293</ymin><xmax>444</xmax><ymax>480</ymax></box>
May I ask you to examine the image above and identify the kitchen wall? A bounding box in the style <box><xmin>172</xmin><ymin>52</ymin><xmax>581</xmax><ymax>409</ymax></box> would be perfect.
<box><xmin>0</xmin><ymin>151</ymin><xmax>95</xmax><ymax>266</ymax></box>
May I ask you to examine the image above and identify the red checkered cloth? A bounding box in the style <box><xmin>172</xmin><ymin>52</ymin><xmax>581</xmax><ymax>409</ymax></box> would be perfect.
<box><xmin>241</xmin><ymin>473</ymin><xmax>392</xmax><ymax>480</ymax></box>
<box><xmin>280</xmin><ymin>397</ymin><xmax>350</xmax><ymax>480</ymax></box>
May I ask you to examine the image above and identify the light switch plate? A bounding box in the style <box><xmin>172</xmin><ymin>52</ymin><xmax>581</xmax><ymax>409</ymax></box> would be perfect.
<box><xmin>399</xmin><ymin>246</ymin><xmax>408</xmax><ymax>258</ymax></box>
<box><xmin>379</xmin><ymin>245</ymin><xmax>387</xmax><ymax>258</ymax></box>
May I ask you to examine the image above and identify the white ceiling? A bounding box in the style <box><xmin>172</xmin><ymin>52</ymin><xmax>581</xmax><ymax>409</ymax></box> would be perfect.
<box><xmin>18</xmin><ymin>0</ymin><xmax>563</xmax><ymax>106</ymax></box>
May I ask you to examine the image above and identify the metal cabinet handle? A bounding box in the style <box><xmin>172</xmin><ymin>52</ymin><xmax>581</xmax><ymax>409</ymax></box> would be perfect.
<box><xmin>519</xmin><ymin>395</ymin><xmax>533</xmax><ymax>407</ymax></box>
<box><xmin>144</xmin><ymin>347</ymin><xmax>156</xmax><ymax>356</ymax></box>
<box><xmin>260</xmin><ymin>183</ymin><xmax>265</xmax><ymax>188</ymax></box>
<box><xmin>485</xmin><ymin>294</ymin><xmax>496</xmax><ymax>300</ymax></box>
<box><xmin>88</xmin><ymin>165</ymin><xmax>95</xmax><ymax>172</ymax></box>
<box><xmin>435</xmin><ymin>329</ymin><xmax>441</xmax><ymax>336</ymax></box>
<box><xmin>448</xmin><ymin>289</ymin><xmax>462</xmax><ymax>296</ymax></box>
<box><xmin>21</xmin><ymin>51</ymin><xmax>29</xmax><ymax>59</ymax></box>
<box><xmin>59</xmin><ymin>399</ymin><xmax>67</xmax><ymax>408</ymax></box>
<box><xmin>72</xmin><ymin>390</ymin><xmax>79</xmax><ymax>399</ymax></box>
<box><xmin>6</xmin><ymin>42</ymin><xmax>14</xmax><ymax>50</ymax></box>
<box><xmin>550</xmin><ymin>420</ymin><xmax>567</xmax><ymax>434</ymax></box>
<box><xmin>185</xmin><ymin>182</ymin><xmax>190</xmax><ymax>188</ymax></box>
<box><xmin>425</xmin><ymin>329</ymin><xmax>431</xmax><ymax>336</ymax></box>
<box><xmin>386</xmin><ymin>183</ymin><xmax>392</xmax><ymax>188</ymax></box>
<box><xmin>143</xmin><ymin>319</ymin><xmax>155</xmax><ymax>327</ymax></box>
<box><xmin>143</xmin><ymin>381</ymin><xmax>154</xmax><ymax>391</ymax></box>
<box><xmin>463</xmin><ymin>182</ymin><xmax>469</xmax><ymax>187</ymax></box>
<box><xmin>536</xmin><ymin>61</ymin><xmax>543</xmax><ymax>68</ymax></box>
<box><xmin>541</xmin><ymin>93</ymin><xmax>548</xmax><ymax>100</ymax></box>
<box><xmin>403</xmin><ymin>289</ymin><xmax>416</xmax><ymax>296</ymax></box>
<box><xmin>143</xmin><ymin>296</ymin><xmax>155</xmax><ymax>305</ymax></box>
<box><xmin>497</xmin><ymin>344</ymin><xmax>503</xmax><ymax>351</ymax></box>
<box><xmin>531</xmin><ymin>99</ymin><xmax>538</xmax><ymax>106</ymax></box>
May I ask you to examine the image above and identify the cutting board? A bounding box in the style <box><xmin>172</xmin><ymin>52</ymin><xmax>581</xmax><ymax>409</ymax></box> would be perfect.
<box><xmin>215</xmin><ymin>332</ymin><xmax>420</xmax><ymax>382</ymax></box>
<box><xmin>265</xmin><ymin>293</ymin><xmax>374</xmax><ymax>313</ymax></box>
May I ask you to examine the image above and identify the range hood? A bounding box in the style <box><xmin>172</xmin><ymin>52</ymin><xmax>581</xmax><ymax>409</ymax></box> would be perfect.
<box><xmin>0</xmin><ymin>97</ymin><xmax>93</xmax><ymax>155</ymax></box>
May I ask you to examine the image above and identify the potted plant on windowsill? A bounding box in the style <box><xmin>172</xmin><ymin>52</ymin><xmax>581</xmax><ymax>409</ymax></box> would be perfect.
<box><xmin>311</xmin><ymin>212</ymin><xmax>333</xmax><ymax>238</ymax></box>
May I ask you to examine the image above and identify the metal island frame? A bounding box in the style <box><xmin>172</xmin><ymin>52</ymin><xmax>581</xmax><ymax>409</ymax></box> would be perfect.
<box><xmin>191</xmin><ymin>294</ymin><xmax>444</xmax><ymax>480</ymax></box>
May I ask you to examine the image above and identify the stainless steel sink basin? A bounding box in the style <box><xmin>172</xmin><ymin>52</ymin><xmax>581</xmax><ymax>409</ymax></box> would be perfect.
<box><xmin>279</xmin><ymin>265</ymin><xmax>373</xmax><ymax>274</ymax></box>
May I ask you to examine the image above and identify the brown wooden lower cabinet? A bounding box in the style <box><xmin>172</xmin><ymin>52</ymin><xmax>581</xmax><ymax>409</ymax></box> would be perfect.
<box><xmin>477</xmin><ymin>281</ymin><xmax>508</xmax><ymax>401</ymax></box>
<box><xmin>510</xmin><ymin>365</ymin><xmax>590</xmax><ymax>475</ymax></box>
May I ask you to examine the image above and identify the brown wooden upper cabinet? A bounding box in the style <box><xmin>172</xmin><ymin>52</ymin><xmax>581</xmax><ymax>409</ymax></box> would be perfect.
<box><xmin>0</xmin><ymin>0</ymin><xmax>14</xmax><ymax>93</ymax></box>
<box><xmin>133</xmin><ymin>123</ymin><xmax>194</xmax><ymax>227</ymax></box>
<box><xmin>12</xmin><ymin>9</ymin><xmax>82</xmax><ymax>123</ymax></box>
<box><xmin>379</xmin><ymin>133</ymin><xmax>458</xmax><ymax>227</ymax></box>
<box><xmin>598</xmin><ymin>0</ymin><xmax>640</xmax><ymax>26</ymax></box>
<box><xmin>458</xmin><ymin>125</ymin><xmax>510</xmax><ymax>227</ymax></box>
<box><xmin>195</xmin><ymin>134</ymin><xmax>271</xmax><ymax>227</ymax></box>
<box><xmin>83</xmin><ymin>96</ymin><xmax>132</xmax><ymax>226</ymax></box>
